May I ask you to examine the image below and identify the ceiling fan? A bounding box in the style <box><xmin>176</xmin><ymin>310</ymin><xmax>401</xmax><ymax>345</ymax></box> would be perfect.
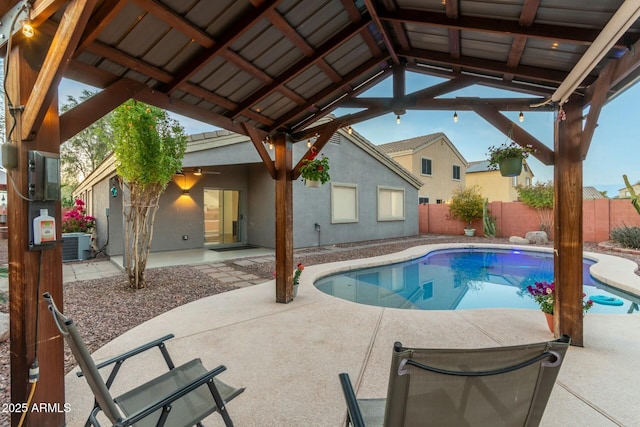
<box><xmin>186</xmin><ymin>167</ymin><xmax>221</xmax><ymax>175</ymax></box>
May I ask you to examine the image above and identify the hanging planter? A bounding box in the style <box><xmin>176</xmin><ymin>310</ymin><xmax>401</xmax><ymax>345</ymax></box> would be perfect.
<box><xmin>498</xmin><ymin>156</ymin><xmax>523</xmax><ymax>177</ymax></box>
<box><xmin>487</xmin><ymin>132</ymin><xmax>534</xmax><ymax>177</ymax></box>
<box><xmin>299</xmin><ymin>147</ymin><xmax>330</xmax><ymax>187</ymax></box>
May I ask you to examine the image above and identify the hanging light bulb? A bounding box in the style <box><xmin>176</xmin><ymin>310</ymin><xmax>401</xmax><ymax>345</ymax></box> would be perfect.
<box><xmin>307</xmin><ymin>139</ymin><xmax>311</xmax><ymax>148</ymax></box>
<box><xmin>347</xmin><ymin>126</ymin><xmax>353</xmax><ymax>135</ymax></box>
<box><xmin>453</xmin><ymin>112</ymin><xmax>458</xmax><ymax>123</ymax></box>
<box><xmin>396</xmin><ymin>115</ymin><xmax>401</xmax><ymax>124</ymax></box>
<box><xmin>22</xmin><ymin>20</ymin><xmax>34</xmax><ymax>38</ymax></box>
<box><xmin>519</xmin><ymin>111</ymin><xmax>524</xmax><ymax>122</ymax></box>
<box><xmin>269</xmin><ymin>142</ymin><xmax>274</xmax><ymax>150</ymax></box>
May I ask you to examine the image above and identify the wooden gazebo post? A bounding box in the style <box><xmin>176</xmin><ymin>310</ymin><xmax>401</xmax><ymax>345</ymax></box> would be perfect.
<box><xmin>553</xmin><ymin>97</ymin><xmax>584</xmax><ymax>346</ymax></box>
<box><xmin>273</xmin><ymin>133</ymin><xmax>294</xmax><ymax>303</ymax></box>
<box><xmin>5</xmin><ymin>42</ymin><xmax>65</xmax><ymax>426</ymax></box>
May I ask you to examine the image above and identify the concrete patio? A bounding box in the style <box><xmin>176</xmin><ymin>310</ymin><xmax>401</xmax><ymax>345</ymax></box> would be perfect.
<box><xmin>64</xmin><ymin>244</ymin><xmax>640</xmax><ymax>426</ymax></box>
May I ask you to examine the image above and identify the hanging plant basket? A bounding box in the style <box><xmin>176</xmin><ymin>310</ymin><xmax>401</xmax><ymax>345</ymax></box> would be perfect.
<box><xmin>305</xmin><ymin>179</ymin><xmax>321</xmax><ymax>188</ymax></box>
<box><xmin>498</xmin><ymin>156</ymin><xmax>522</xmax><ymax>177</ymax></box>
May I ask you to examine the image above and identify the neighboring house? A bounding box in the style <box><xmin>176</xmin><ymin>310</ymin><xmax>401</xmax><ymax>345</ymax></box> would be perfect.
<box><xmin>583</xmin><ymin>186</ymin><xmax>606</xmax><ymax>200</ymax></box>
<box><xmin>378</xmin><ymin>133</ymin><xmax>468</xmax><ymax>204</ymax></box>
<box><xmin>73</xmin><ymin>126</ymin><xmax>422</xmax><ymax>255</ymax></box>
<box><xmin>618</xmin><ymin>183</ymin><xmax>640</xmax><ymax>198</ymax></box>
<box><xmin>465</xmin><ymin>160</ymin><xmax>534</xmax><ymax>202</ymax></box>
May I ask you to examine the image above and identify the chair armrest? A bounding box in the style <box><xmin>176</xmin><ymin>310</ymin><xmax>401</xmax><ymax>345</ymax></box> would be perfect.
<box><xmin>339</xmin><ymin>373</ymin><xmax>366</xmax><ymax>427</ymax></box>
<box><xmin>77</xmin><ymin>334</ymin><xmax>175</xmax><ymax>377</ymax></box>
<box><xmin>116</xmin><ymin>365</ymin><xmax>228</xmax><ymax>427</ymax></box>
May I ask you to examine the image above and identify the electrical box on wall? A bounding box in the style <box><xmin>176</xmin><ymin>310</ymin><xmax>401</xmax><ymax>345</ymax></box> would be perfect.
<box><xmin>27</xmin><ymin>151</ymin><xmax>60</xmax><ymax>250</ymax></box>
<box><xmin>28</xmin><ymin>150</ymin><xmax>60</xmax><ymax>201</ymax></box>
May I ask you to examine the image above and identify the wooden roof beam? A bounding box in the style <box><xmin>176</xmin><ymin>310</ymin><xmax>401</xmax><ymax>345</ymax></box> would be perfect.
<box><xmin>75</xmin><ymin>0</ymin><xmax>125</xmax><ymax>53</ymax></box>
<box><xmin>471</xmin><ymin>103</ymin><xmax>554</xmax><ymax>165</ymax></box>
<box><xmin>21</xmin><ymin>0</ymin><xmax>98</xmax><ymax>140</ymax></box>
<box><xmin>293</xmin><ymin>106</ymin><xmax>389</xmax><ymax>141</ymax></box>
<box><xmin>60</xmin><ymin>78</ymin><xmax>146</xmax><ymax>142</ymax></box>
<box><xmin>163</xmin><ymin>0</ymin><xmax>282</xmax><ymax>94</ymax></box>
<box><xmin>402</xmin><ymin>47</ymin><xmax>580</xmax><ymax>86</ymax></box>
<box><xmin>231</xmin><ymin>17</ymin><xmax>373</xmax><ymax>120</ymax></box>
<box><xmin>292</xmin><ymin>121</ymin><xmax>342</xmax><ymax>180</ymax></box>
<box><xmin>379</xmin><ymin>7</ymin><xmax>627</xmax><ymax>48</ymax></box>
<box><xmin>280</xmin><ymin>56</ymin><xmax>391</xmax><ymax>132</ymax></box>
<box><xmin>363</xmin><ymin>0</ymin><xmax>399</xmax><ymax>64</ymax></box>
<box><xmin>242</xmin><ymin>123</ymin><xmax>276</xmax><ymax>179</ymax></box>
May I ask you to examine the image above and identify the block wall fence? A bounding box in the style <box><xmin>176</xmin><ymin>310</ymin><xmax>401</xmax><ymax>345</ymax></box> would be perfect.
<box><xmin>418</xmin><ymin>199</ymin><xmax>640</xmax><ymax>242</ymax></box>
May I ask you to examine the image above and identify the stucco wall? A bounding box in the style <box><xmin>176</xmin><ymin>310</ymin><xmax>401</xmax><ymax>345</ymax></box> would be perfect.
<box><xmin>412</xmin><ymin>143</ymin><xmax>466</xmax><ymax>203</ymax></box>
<box><xmin>292</xmin><ymin>135</ymin><xmax>419</xmax><ymax>248</ymax></box>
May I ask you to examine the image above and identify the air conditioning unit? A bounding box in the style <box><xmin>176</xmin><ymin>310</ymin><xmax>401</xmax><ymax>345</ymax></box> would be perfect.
<box><xmin>62</xmin><ymin>233</ymin><xmax>91</xmax><ymax>262</ymax></box>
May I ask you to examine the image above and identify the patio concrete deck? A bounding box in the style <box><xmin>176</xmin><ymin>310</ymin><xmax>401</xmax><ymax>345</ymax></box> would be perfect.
<box><xmin>64</xmin><ymin>244</ymin><xmax>640</xmax><ymax>426</ymax></box>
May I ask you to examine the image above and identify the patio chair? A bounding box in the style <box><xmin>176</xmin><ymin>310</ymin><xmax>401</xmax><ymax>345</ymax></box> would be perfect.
<box><xmin>339</xmin><ymin>335</ymin><xmax>570</xmax><ymax>427</ymax></box>
<box><xmin>43</xmin><ymin>292</ymin><xmax>245</xmax><ymax>427</ymax></box>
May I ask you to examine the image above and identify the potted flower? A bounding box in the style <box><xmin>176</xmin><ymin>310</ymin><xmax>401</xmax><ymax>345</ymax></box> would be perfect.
<box><xmin>299</xmin><ymin>147</ymin><xmax>330</xmax><ymax>187</ymax></box>
<box><xmin>448</xmin><ymin>185</ymin><xmax>484</xmax><ymax>236</ymax></box>
<box><xmin>526</xmin><ymin>281</ymin><xmax>594</xmax><ymax>332</ymax></box>
<box><xmin>293</xmin><ymin>263</ymin><xmax>304</xmax><ymax>297</ymax></box>
<box><xmin>487</xmin><ymin>141</ymin><xmax>535</xmax><ymax>177</ymax></box>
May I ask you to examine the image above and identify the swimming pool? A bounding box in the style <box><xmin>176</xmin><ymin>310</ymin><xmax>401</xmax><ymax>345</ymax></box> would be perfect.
<box><xmin>314</xmin><ymin>247</ymin><xmax>640</xmax><ymax>314</ymax></box>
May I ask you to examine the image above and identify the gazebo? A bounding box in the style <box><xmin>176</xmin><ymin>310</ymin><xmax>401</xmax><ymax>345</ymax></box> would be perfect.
<box><xmin>2</xmin><ymin>0</ymin><xmax>640</xmax><ymax>425</ymax></box>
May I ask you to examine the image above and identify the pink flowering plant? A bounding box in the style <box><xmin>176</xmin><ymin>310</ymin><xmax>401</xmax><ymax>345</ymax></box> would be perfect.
<box><xmin>62</xmin><ymin>199</ymin><xmax>96</xmax><ymax>233</ymax></box>
<box><xmin>526</xmin><ymin>281</ymin><xmax>593</xmax><ymax>315</ymax></box>
<box><xmin>293</xmin><ymin>263</ymin><xmax>304</xmax><ymax>285</ymax></box>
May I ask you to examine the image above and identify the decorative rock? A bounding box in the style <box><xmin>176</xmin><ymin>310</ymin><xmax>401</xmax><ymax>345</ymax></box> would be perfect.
<box><xmin>509</xmin><ymin>236</ymin><xmax>530</xmax><ymax>244</ymax></box>
<box><xmin>0</xmin><ymin>313</ymin><xmax>8</xmax><ymax>342</ymax></box>
<box><xmin>525</xmin><ymin>231</ymin><xmax>548</xmax><ymax>245</ymax></box>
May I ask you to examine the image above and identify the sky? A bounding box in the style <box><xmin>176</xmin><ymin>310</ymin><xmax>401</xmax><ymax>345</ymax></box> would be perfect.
<box><xmin>58</xmin><ymin>71</ymin><xmax>640</xmax><ymax>198</ymax></box>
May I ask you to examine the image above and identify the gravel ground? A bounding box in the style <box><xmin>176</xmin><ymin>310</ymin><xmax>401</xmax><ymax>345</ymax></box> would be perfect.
<box><xmin>0</xmin><ymin>235</ymin><xmax>638</xmax><ymax>426</ymax></box>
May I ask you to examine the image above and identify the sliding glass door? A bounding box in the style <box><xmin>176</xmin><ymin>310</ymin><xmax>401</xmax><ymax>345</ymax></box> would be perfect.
<box><xmin>203</xmin><ymin>189</ymin><xmax>239</xmax><ymax>244</ymax></box>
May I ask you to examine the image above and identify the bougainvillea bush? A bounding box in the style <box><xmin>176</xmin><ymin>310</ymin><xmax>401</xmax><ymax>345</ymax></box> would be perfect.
<box><xmin>62</xmin><ymin>199</ymin><xmax>96</xmax><ymax>233</ymax></box>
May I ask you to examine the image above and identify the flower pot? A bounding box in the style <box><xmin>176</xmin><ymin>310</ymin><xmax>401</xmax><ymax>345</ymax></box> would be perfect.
<box><xmin>544</xmin><ymin>312</ymin><xmax>554</xmax><ymax>333</ymax></box>
<box><xmin>464</xmin><ymin>228</ymin><xmax>475</xmax><ymax>236</ymax></box>
<box><xmin>498</xmin><ymin>157</ymin><xmax>522</xmax><ymax>177</ymax></box>
<box><xmin>305</xmin><ymin>179</ymin><xmax>320</xmax><ymax>188</ymax></box>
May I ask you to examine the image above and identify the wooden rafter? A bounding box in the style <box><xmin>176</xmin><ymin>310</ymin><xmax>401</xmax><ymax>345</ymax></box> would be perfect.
<box><xmin>21</xmin><ymin>0</ymin><xmax>98</xmax><ymax>140</ymax></box>
<box><xmin>231</xmin><ymin>17</ymin><xmax>373</xmax><ymax>120</ymax></box>
<box><xmin>242</xmin><ymin>123</ymin><xmax>275</xmax><ymax>179</ymax></box>
<box><xmin>363</xmin><ymin>0</ymin><xmax>399</xmax><ymax>64</ymax></box>
<box><xmin>504</xmin><ymin>0</ymin><xmax>540</xmax><ymax>81</ymax></box>
<box><xmin>471</xmin><ymin>103</ymin><xmax>554</xmax><ymax>165</ymax></box>
<box><xmin>292</xmin><ymin>120</ymin><xmax>343</xmax><ymax>180</ymax></box>
<box><xmin>402</xmin><ymin>47</ymin><xmax>584</xmax><ymax>86</ymax></box>
<box><xmin>60</xmin><ymin>78</ymin><xmax>145</xmax><ymax>141</ymax></box>
<box><xmin>580</xmin><ymin>62</ymin><xmax>614</xmax><ymax>159</ymax></box>
<box><xmin>162</xmin><ymin>0</ymin><xmax>281</xmax><ymax>94</ymax></box>
<box><xmin>274</xmin><ymin>55</ymin><xmax>391</xmax><ymax>132</ymax></box>
<box><xmin>75</xmin><ymin>0</ymin><xmax>125</xmax><ymax>52</ymax></box>
<box><xmin>378</xmin><ymin>7</ymin><xmax>627</xmax><ymax>48</ymax></box>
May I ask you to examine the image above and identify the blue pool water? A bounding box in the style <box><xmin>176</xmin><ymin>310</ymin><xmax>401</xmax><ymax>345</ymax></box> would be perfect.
<box><xmin>314</xmin><ymin>248</ymin><xmax>640</xmax><ymax>314</ymax></box>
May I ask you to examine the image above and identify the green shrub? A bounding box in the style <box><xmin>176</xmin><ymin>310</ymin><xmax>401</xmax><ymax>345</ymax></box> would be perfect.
<box><xmin>610</xmin><ymin>225</ymin><xmax>640</xmax><ymax>249</ymax></box>
<box><xmin>449</xmin><ymin>186</ymin><xmax>484</xmax><ymax>228</ymax></box>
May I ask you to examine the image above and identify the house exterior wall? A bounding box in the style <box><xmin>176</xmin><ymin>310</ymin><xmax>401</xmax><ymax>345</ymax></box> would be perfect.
<box><xmin>291</xmin><ymin>135</ymin><xmax>419</xmax><ymax>247</ymax></box>
<box><xmin>412</xmin><ymin>143</ymin><xmax>466</xmax><ymax>203</ymax></box>
<box><xmin>465</xmin><ymin>163</ymin><xmax>534</xmax><ymax>202</ymax></box>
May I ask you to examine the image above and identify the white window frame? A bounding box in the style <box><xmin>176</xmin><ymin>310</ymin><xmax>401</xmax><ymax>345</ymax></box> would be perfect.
<box><xmin>377</xmin><ymin>186</ymin><xmax>405</xmax><ymax>221</ymax></box>
<box><xmin>421</xmin><ymin>157</ymin><xmax>432</xmax><ymax>176</ymax></box>
<box><xmin>331</xmin><ymin>183</ymin><xmax>358</xmax><ymax>223</ymax></box>
<box><xmin>452</xmin><ymin>164</ymin><xmax>461</xmax><ymax>180</ymax></box>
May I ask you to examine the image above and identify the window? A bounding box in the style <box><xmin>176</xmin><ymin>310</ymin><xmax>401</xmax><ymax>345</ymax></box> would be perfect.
<box><xmin>421</xmin><ymin>158</ymin><xmax>432</xmax><ymax>176</ymax></box>
<box><xmin>331</xmin><ymin>183</ymin><xmax>358</xmax><ymax>223</ymax></box>
<box><xmin>377</xmin><ymin>186</ymin><xmax>405</xmax><ymax>221</ymax></box>
<box><xmin>419</xmin><ymin>197</ymin><xmax>429</xmax><ymax>205</ymax></box>
<box><xmin>452</xmin><ymin>165</ymin><xmax>461</xmax><ymax>180</ymax></box>
<box><xmin>436</xmin><ymin>199</ymin><xmax>443</xmax><ymax>204</ymax></box>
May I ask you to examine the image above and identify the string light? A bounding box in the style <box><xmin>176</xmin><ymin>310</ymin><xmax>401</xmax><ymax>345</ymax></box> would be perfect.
<box><xmin>453</xmin><ymin>112</ymin><xmax>458</xmax><ymax>123</ymax></box>
<box><xmin>307</xmin><ymin>139</ymin><xmax>311</xmax><ymax>147</ymax></box>
<box><xmin>396</xmin><ymin>115</ymin><xmax>401</xmax><ymax>124</ymax></box>
<box><xmin>519</xmin><ymin>111</ymin><xmax>524</xmax><ymax>122</ymax></box>
<box><xmin>347</xmin><ymin>126</ymin><xmax>353</xmax><ymax>135</ymax></box>
<box><xmin>22</xmin><ymin>20</ymin><xmax>34</xmax><ymax>38</ymax></box>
